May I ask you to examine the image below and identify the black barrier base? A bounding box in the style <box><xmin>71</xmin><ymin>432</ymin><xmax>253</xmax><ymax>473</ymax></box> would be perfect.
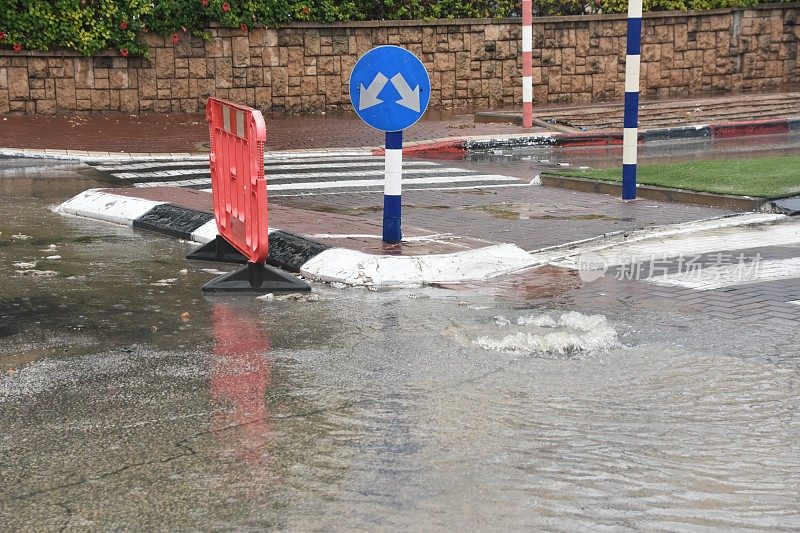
<box><xmin>187</xmin><ymin>236</ymin><xmax>247</xmax><ymax>264</ymax></box>
<box><xmin>202</xmin><ymin>262</ymin><xmax>311</xmax><ymax>293</ymax></box>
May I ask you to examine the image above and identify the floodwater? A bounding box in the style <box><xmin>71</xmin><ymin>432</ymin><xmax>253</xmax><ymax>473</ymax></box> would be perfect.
<box><xmin>1</xmin><ymin>161</ymin><xmax>799</xmax><ymax>530</ymax></box>
<box><xmin>463</xmin><ymin>131</ymin><xmax>800</xmax><ymax>173</ymax></box>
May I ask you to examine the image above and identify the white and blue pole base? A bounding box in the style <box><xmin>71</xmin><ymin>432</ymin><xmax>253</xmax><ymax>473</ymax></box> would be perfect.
<box><xmin>622</xmin><ymin>0</ymin><xmax>642</xmax><ymax>201</ymax></box>
<box><xmin>383</xmin><ymin>130</ymin><xmax>403</xmax><ymax>243</ymax></box>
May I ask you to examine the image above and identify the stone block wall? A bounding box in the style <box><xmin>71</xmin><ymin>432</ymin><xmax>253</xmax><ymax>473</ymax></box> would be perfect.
<box><xmin>0</xmin><ymin>4</ymin><xmax>797</xmax><ymax>115</ymax></box>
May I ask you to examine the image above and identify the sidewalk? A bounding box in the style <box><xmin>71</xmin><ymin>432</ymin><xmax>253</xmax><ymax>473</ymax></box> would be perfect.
<box><xmin>2</xmin><ymin>91</ymin><xmax>799</xmax><ymax>156</ymax></box>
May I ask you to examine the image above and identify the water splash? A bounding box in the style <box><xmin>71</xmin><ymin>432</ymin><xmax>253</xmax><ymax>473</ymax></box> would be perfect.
<box><xmin>476</xmin><ymin>311</ymin><xmax>618</xmax><ymax>356</ymax></box>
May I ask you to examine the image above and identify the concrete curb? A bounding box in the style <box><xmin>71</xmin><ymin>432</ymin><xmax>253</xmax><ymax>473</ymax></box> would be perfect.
<box><xmin>539</xmin><ymin>173</ymin><xmax>768</xmax><ymax>211</ymax></box>
<box><xmin>56</xmin><ymin>189</ymin><xmax>790</xmax><ymax>288</ymax></box>
<box><xmin>402</xmin><ymin>116</ymin><xmax>800</xmax><ymax>156</ymax></box>
<box><xmin>55</xmin><ymin>189</ymin><xmax>540</xmax><ymax>287</ymax></box>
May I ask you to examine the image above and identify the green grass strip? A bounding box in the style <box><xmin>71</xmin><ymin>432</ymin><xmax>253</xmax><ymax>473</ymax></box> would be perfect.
<box><xmin>554</xmin><ymin>155</ymin><xmax>800</xmax><ymax>199</ymax></box>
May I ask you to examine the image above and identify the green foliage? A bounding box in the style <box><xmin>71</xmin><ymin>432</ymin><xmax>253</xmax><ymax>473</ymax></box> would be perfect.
<box><xmin>0</xmin><ymin>0</ymin><xmax>787</xmax><ymax>56</ymax></box>
<box><xmin>597</xmin><ymin>0</ymin><xmax>761</xmax><ymax>13</ymax></box>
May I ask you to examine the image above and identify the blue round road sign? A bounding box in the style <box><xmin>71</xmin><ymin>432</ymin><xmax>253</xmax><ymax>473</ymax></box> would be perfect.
<box><xmin>349</xmin><ymin>45</ymin><xmax>431</xmax><ymax>132</ymax></box>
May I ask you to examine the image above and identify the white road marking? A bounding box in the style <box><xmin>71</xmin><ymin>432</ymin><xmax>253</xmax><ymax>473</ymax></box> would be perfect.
<box><xmin>648</xmin><ymin>257</ymin><xmax>800</xmax><ymax>291</ymax></box>
<box><xmin>116</xmin><ymin>165</ymin><xmax>473</xmax><ymax>181</ymax></box>
<box><xmin>94</xmin><ymin>160</ymin><xmax>210</xmax><ymax>172</ymax></box>
<box><xmin>95</xmin><ymin>156</ymin><xmax>427</xmax><ymax>173</ymax></box>
<box><xmin>553</xmin><ymin>218</ymin><xmax>799</xmax><ymax>269</ymax></box>
<box><xmin>91</xmin><ymin>152</ymin><xmax>530</xmax><ymax>196</ymax></box>
<box><xmin>134</xmin><ymin>178</ymin><xmax>212</xmax><ymax>188</ymax></box>
<box><xmin>267</xmin><ymin>182</ymin><xmax>531</xmax><ymax>197</ymax></box>
<box><xmin>196</xmin><ymin>174</ymin><xmax>518</xmax><ymax>192</ymax></box>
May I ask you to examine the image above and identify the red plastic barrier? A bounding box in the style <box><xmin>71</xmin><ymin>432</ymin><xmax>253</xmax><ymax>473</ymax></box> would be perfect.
<box><xmin>206</xmin><ymin>98</ymin><xmax>269</xmax><ymax>263</ymax></box>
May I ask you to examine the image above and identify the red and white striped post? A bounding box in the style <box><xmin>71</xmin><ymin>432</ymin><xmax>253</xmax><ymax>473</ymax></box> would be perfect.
<box><xmin>521</xmin><ymin>0</ymin><xmax>533</xmax><ymax>128</ymax></box>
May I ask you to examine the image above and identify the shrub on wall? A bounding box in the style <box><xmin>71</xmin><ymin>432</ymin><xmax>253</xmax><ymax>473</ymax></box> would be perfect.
<box><xmin>0</xmin><ymin>0</ymin><xmax>791</xmax><ymax>56</ymax></box>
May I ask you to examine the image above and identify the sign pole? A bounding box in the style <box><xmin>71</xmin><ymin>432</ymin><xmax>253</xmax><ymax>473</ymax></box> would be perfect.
<box><xmin>348</xmin><ymin>45</ymin><xmax>430</xmax><ymax>243</ymax></box>
<box><xmin>522</xmin><ymin>0</ymin><xmax>533</xmax><ymax>129</ymax></box>
<box><xmin>622</xmin><ymin>0</ymin><xmax>643</xmax><ymax>200</ymax></box>
<box><xmin>383</xmin><ymin>130</ymin><xmax>403</xmax><ymax>243</ymax></box>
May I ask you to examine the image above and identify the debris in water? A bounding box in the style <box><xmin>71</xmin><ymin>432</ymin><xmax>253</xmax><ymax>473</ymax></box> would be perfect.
<box><xmin>256</xmin><ymin>293</ymin><xmax>275</xmax><ymax>301</ymax></box>
<box><xmin>201</xmin><ymin>268</ymin><xmax>226</xmax><ymax>275</ymax></box>
<box><xmin>275</xmin><ymin>292</ymin><xmax>322</xmax><ymax>302</ymax></box>
<box><xmin>46</xmin><ymin>255</ymin><xmax>62</xmax><ymax>260</ymax></box>
<box><xmin>151</xmin><ymin>278</ymin><xmax>178</xmax><ymax>286</ymax></box>
<box><xmin>330</xmin><ymin>282</ymin><xmax>347</xmax><ymax>289</ymax></box>
<box><xmin>15</xmin><ymin>269</ymin><xmax>59</xmax><ymax>277</ymax></box>
<box><xmin>11</xmin><ymin>234</ymin><xmax>32</xmax><ymax>241</ymax></box>
<box><xmin>180</xmin><ymin>312</ymin><xmax>191</xmax><ymax>321</ymax></box>
<box><xmin>178</xmin><ymin>269</ymin><xmax>189</xmax><ymax>275</ymax></box>
<box><xmin>13</xmin><ymin>261</ymin><xmax>37</xmax><ymax>269</ymax></box>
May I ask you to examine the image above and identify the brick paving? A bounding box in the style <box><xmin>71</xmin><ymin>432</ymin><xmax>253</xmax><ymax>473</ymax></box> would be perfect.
<box><xmin>0</xmin><ymin>111</ymin><xmax>537</xmax><ymax>154</ymax></box>
<box><xmin>548</xmin><ymin>272</ymin><xmax>800</xmax><ymax>328</ymax></box>
<box><xmin>272</xmin><ymin>184</ymin><xmax>728</xmax><ymax>251</ymax></box>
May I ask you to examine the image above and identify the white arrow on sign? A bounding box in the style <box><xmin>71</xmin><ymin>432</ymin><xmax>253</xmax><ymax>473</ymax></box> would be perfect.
<box><xmin>391</xmin><ymin>73</ymin><xmax>420</xmax><ymax>112</ymax></box>
<box><xmin>359</xmin><ymin>72</ymin><xmax>388</xmax><ymax>110</ymax></box>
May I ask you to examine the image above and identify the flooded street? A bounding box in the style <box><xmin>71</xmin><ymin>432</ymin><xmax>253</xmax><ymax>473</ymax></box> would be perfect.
<box><xmin>1</xmin><ymin>163</ymin><xmax>799</xmax><ymax>530</ymax></box>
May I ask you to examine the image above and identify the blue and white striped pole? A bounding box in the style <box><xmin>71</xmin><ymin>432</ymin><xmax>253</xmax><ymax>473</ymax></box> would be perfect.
<box><xmin>384</xmin><ymin>130</ymin><xmax>403</xmax><ymax>243</ymax></box>
<box><xmin>622</xmin><ymin>0</ymin><xmax>643</xmax><ymax>200</ymax></box>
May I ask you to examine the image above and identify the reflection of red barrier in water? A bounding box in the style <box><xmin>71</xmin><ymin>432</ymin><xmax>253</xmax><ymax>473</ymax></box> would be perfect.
<box><xmin>210</xmin><ymin>303</ymin><xmax>272</xmax><ymax>466</ymax></box>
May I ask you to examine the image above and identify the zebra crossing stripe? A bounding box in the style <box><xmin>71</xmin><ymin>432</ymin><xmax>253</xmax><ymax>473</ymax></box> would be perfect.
<box><xmin>94</xmin><ymin>160</ymin><xmax>209</xmax><ymax>172</ymax></box>
<box><xmin>134</xmin><ymin>178</ymin><xmax>212</xmax><ymax>188</ymax></box>
<box><xmin>196</xmin><ymin>174</ymin><xmax>518</xmax><ymax>192</ymax></box>
<box><xmin>266</xmin><ymin>160</ymin><xmax>437</xmax><ymax>171</ymax></box>
<box><xmin>114</xmin><ymin>169</ymin><xmax>209</xmax><ymax>179</ymax></box>
<box><xmin>262</xmin><ymin>150</ymin><xmax>369</xmax><ymax>159</ymax></box>
<box><xmin>557</xmin><ymin>223</ymin><xmax>800</xmax><ymax>270</ymax></box>
<box><xmin>118</xmin><ymin>166</ymin><xmax>476</xmax><ymax>181</ymax></box>
<box><xmin>93</xmin><ymin>155</ymin><xmax>395</xmax><ymax>172</ymax></box>
<box><xmin>647</xmin><ymin>257</ymin><xmax>800</xmax><ymax>291</ymax></box>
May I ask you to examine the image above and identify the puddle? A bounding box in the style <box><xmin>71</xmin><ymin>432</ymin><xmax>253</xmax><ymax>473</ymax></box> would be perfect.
<box><xmin>302</xmin><ymin>204</ymin><xmax>383</xmax><ymax>217</ymax></box>
<box><xmin>466</xmin><ymin>203</ymin><xmax>633</xmax><ymax>222</ymax></box>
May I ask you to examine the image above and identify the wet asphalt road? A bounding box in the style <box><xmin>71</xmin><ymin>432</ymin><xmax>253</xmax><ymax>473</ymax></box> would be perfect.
<box><xmin>1</xmin><ymin>159</ymin><xmax>800</xmax><ymax>531</ymax></box>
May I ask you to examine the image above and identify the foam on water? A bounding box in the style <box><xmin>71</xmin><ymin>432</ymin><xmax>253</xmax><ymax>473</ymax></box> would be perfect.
<box><xmin>477</xmin><ymin>311</ymin><xmax>618</xmax><ymax>356</ymax></box>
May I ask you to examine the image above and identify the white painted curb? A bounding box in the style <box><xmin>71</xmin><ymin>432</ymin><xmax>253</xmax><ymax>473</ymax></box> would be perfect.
<box><xmin>190</xmin><ymin>219</ymin><xmax>219</xmax><ymax>244</ymax></box>
<box><xmin>56</xmin><ymin>190</ymin><xmax>791</xmax><ymax>289</ymax></box>
<box><xmin>300</xmin><ymin>244</ymin><xmax>538</xmax><ymax>287</ymax></box>
<box><xmin>531</xmin><ymin>212</ymin><xmax>787</xmax><ymax>267</ymax></box>
<box><xmin>57</xmin><ymin>189</ymin><xmax>166</xmax><ymax>226</ymax></box>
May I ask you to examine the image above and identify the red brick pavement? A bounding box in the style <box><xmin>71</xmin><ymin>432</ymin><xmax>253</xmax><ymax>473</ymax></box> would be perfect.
<box><xmin>107</xmin><ymin>187</ymin><xmax>493</xmax><ymax>256</ymax></box>
<box><xmin>0</xmin><ymin>111</ymin><xmax>535</xmax><ymax>154</ymax></box>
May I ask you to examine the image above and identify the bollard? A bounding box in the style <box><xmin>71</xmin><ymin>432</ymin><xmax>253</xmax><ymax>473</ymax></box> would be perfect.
<box><xmin>383</xmin><ymin>131</ymin><xmax>403</xmax><ymax>243</ymax></box>
<box><xmin>622</xmin><ymin>0</ymin><xmax>643</xmax><ymax>200</ymax></box>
